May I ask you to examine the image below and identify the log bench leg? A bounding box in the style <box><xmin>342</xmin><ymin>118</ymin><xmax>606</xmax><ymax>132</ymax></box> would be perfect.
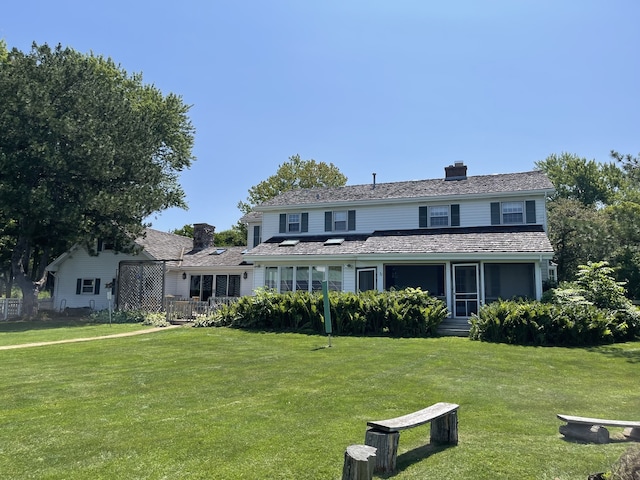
<box><xmin>559</xmin><ymin>423</ymin><xmax>610</xmax><ymax>444</ymax></box>
<box><xmin>623</xmin><ymin>427</ymin><xmax>640</xmax><ymax>441</ymax></box>
<box><xmin>364</xmin><ymin>429</ymin><xmax>399</xmax><ymax>473</ymax></box>
<box><xmin>431</xmin><ymin>411</ymin><xmax>459</xmax><ymax>445</ymax></box>
<box><xmin>342</xmin><ymin>444</ymin><xmax>377</xmax><ymax>480</ymax></box>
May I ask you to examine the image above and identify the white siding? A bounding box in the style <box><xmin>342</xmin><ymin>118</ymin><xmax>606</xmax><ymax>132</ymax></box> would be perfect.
<box><xmin>51</xmin><ymin>247</ymin><xmax>143</xmax><ymax>311</ymax></box>
<box><xmin>260</xmin><ymin>194</ymin><xmax>548</xmax><ymax>237</ymax></box>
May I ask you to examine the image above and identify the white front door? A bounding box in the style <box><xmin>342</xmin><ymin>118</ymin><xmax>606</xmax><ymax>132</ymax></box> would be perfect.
<box><xmin>453</xmin><ymin>264</ymin><xmax>479</xmax><ymax>317</ymax></box>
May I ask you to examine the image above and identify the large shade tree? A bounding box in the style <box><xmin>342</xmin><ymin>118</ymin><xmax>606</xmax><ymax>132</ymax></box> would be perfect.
<box><xmin>0</xmin><ymin>43</ymin><xmax>195</xmax><ymax>314</ymax></box>
<box><xmin>237</xmin><ymin>154</ymin><xmax>347</xmax><ymax>215</ymax></box>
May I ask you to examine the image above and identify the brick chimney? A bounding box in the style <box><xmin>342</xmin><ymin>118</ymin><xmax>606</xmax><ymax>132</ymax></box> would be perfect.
<box><xmin>193</xmin><ymin>223</ymin><xmax>215</xmax><ymax>250</ymax></box>
<box><xmin>445</xmin><ymin>162</ymin><xmax>467</xmax><ymax>181</ymax></box>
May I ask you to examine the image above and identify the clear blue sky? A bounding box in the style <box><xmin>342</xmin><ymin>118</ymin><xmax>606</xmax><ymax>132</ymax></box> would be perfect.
<box><xmin>2</xmin><ymin>1</ymin><xmax>639</xmax><ymax>233</ymax></box>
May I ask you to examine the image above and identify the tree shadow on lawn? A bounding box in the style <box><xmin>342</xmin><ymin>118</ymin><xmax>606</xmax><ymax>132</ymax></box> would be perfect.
<box><xmin>377</xmin><ymin>442</ymin><xmax>455</xmax><ymax>478</ymax></box>
<box><xmin>587</xmin><ymin>345</ymin><xmax>640</xmax><ymax>364</ymax></box>
<box><xmin>0</xmin><ymin>316</ymin><xmax>95</xmax><ymax>333</ymax></box>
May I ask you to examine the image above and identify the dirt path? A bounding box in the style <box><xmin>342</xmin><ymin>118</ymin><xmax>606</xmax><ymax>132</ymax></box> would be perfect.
<box><xmin>0</xmin><ymin>325</ymin><xmax>182</xmax><ymax>350</ymax></box>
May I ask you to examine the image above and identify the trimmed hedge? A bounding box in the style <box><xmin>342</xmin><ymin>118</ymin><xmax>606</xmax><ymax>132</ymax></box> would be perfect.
<box><xmin>193</xmin><ymin>288</ymin><xmax>448</xmax><ymax>337</ymax></box>
<box><xmin>469</xmin><ymin>299</ymin><xmax>640</xmax><ymax>346</ymax></box>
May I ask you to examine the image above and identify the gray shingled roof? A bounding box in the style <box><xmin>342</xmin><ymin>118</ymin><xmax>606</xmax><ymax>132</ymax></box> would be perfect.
<box><xmin>245</xmin><ymin>226</ymin><xmax>553</xmax><ymax>257</ymax></box>
<box><xmin>257</xmin><ymin>170</ymin><xmax>553</xmax><ymax>208</ymax></box>
<box><xmin>137</xmin><ymin>229</ymin><xmax>248</xmax><ymax>267</ymax></box>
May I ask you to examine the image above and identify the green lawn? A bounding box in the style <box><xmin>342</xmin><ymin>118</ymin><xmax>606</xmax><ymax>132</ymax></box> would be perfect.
<box><xmin>0</xmin><ymin>318</ymin><xmax>154</xmax><ymax>346</ymax></box>
<box><xmin>0</xmin><ymin>324</ymin><xmax>637</xmax><ymax>479</ymax></box>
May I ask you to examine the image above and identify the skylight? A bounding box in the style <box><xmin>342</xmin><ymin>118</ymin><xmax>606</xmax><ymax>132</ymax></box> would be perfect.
<box><xmin>279</xmin><ymin>239</ymin><xmax>300</xmax><ymax>247</ymax></box>
<box><xmin>210</xmin><ymin>248</ymin><xmax>226</xmax><ymax>255</ymax></box>
<box><xmin>324</xmin><ymin>238</ymin><xmax>345</xmax><ymax>246</ymax></box>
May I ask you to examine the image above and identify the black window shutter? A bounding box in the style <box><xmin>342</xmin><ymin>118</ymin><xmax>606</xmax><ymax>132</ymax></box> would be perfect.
<box><xmin>525</xmin><ymin>200</ymin><xmax>536</xmax><ymax>224</ymax></box>
<box><xmin>324</xmin><ymin>211</ymin><xmax>333</xmax><ymax>232</ymax></box>
<box><xmin>301</xmin><ymin>212</ymin><xmax>309</xmax><ymax>232</ymax></box>
<box><xmin>490</xmin><ymin>202</ymin><xmax>501</xmax><ymax>225</ymax></box>
<box><xmin>347</xmin><ymin>210</ymin><xmax>356</xmax><ymax>231</ymax></box>
<box><xmin>94</xmin><ymin>279</ymin><xmax>101</xmax><ymax>295</ymax></box>
<box><xmin>253</xmin><ymin>225</ymin><xmax>261</xmax><ymax>247</ymax></box>
<box><xmin>97</xmin><ymin>239</ymin><xmax>103</xmax><ymax>252</ymax></box>
<box><xmin>76</xmin><ymin>279</ymin><xmax>82</xmax><ymax>295</ymax></box>
<box><xmin>419</xmin><ymin>206</ymin><xmax>427</xmax><ymax>228</ymax></box>
<box><xmin>451</xmin><ymin>204</ymin><xmax>460</xmax><ymax>226</ymax></box>
<box><xmin>279</xmin><ymin>214</ymin><xmax>287</xmax><ymax>233</ymax></box>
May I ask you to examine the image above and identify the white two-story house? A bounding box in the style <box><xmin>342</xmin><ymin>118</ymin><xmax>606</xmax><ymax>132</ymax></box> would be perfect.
<box><xmin>243</xmin><ymin>163</ymin><xmax>555</xmax><ymax>318</ymax></box>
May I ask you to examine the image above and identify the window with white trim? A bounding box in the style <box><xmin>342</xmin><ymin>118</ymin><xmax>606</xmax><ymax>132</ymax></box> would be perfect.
<box><xmin>333</xmin><ymin>211</ymin><xmax>348</xmax><ymax>231</ymax></box>
<box><xmin>502</xmin><ymin>201</ymin><xmax>524</xmax><ymax>224</ymax></box>
<box><xmin>288</xmin><ymin>214</ymin><xmax>301</xmax><ymax>232</ymax></box>
<box><xmin>429</xmin><ymin>206</ymin><xmax>449</xmax><ymax>226</ymax></box>
<box><xmin>76</xmin><ymin>278</ymin><xmax>101</xmax><ymax>295</ymax></box>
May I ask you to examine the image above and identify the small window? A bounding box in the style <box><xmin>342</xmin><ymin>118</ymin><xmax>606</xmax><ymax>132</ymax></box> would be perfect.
<box><xmin>76</xmin><ymin>278</ymin><xmax>101</xmax><ymax>295</ymax></box>
<box><xmin>502</xmin><ymin>201</ymin><xmax>524</xmax><ymax>224</ymax></box>
<box><xmin>252</xmin><ymin>225</ymin><xmax>261</xmax><ymax>248</ymax></box>
<box><xmin>82</xmin><ymin>279</ymin><xmax>95</xmax><ymax>294</ymax></box>
<box><xmin>288</xmin><ymin>214</ymin><xmax>300</xmax><ymax>232</ymax></box>
<box><xmin>333</xmin><ymin>211</ymin><xmax>348</xmax><ymax>231</ymax></box>
<box><xmin>429</xmin><ymin>206</ymin><xmax>449</xmax><ymax>226</ymax></box>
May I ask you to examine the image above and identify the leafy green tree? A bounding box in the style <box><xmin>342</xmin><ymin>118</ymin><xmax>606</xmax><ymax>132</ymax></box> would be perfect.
<box><xmin>546</xmin><ymin>198</ymin><xmax>611</xmax><ymax>281</ymax></box>
<box><xmin>171</xmin><ymin>223</ymin><xmax>246</xmax><ymax>246</ymax></box>
<box><xmin>0</xmin><ymin>43</ymin><xmax>195</xmax><ymax>314</ymax></box>
<box><xmin>536</xmin><ymin>152</ymin><xmax>624</xmax><ymax>206</ymax></box>
<box><xmin>237</xmin><ymin>154</ymin><xmax>347</xmax><ymax>215</ymax></box>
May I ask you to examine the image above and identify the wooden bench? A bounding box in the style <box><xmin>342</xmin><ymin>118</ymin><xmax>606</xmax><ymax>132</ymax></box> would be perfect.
<box><xmin>365</xmin><ymin>402</ymin><xmax>459</xmax><ymax>473</ymax></box>
<box><xmin>557</xmin><ymin>414</ymin><xmax>640</xmax><ymax>444</ymax></box>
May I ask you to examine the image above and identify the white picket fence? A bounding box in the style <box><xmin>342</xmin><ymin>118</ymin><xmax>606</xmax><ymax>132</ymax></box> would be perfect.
<box><xmin>0</xmin><ymin>298</ymin><xmax>54</xmax><ymax>320</ymax></box>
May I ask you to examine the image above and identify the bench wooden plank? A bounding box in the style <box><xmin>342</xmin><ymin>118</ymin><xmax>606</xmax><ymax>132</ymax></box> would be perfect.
<box><xmin>367</xmin><ymin>402</ymin><xmax>459</xmax><ymax>433</ymax></box>
<box><xmin>557</xmin><ymin>414</ymin><xmax>640</xmax><ymax>429</ymax></box>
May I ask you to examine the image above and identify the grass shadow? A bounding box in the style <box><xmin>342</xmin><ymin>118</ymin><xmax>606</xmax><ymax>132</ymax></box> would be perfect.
<box><xmin>0</xmin><ymin>317</ymin><xmax>95</xmax><ymax>333</ymax></box>
<box><xmin>376</xmin><ymin>442</ymin><xmax>456</xmax><ymax>478</ymax></box>
<box><xmin>588</xmin><ymin>345</ymin><xmax>640</xmax><ymax>364</ymax></box>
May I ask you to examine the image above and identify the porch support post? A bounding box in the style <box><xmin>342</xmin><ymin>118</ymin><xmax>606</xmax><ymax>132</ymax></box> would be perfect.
<box><xmin>445</xmin><ymin>261</ymin><xmax>452</xmax><ymax>316</ymax></box>
<box><xmin>534</xmin><ymin>260</ymin><xmax>542</xmax><ymax>300</ymax></box>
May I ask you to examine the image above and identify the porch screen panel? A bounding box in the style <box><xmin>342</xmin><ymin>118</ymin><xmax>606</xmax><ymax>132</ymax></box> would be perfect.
<box><xmin>312</xmin><ymin>266</ymin><xmax>325</xmax><ymax>292</ymax></box>
<box><xmin>281</xmin><ymin>266</ymin><xmax>294</xmax><ymax>292</ymax></box>
<box><xmin>328</xmin><ymin>266</ymin><xmax>342</xmax><ymax>291</ymax></box>
<box><xmin>202</xmin><ymin>275</ymin><xmax>214</xmax><ymax>301</ymax></box>
<box><xmin>228</xmin><ymin>275</ymin><xmax>241</xmax><ymax>297</ymax></box>
<box><xmin>384</xmin><ymin>265</ymin><xmax>445</xmax><ymax>298</ymax></box>
<box><xmin>483</xmin><ymin>263</ymin><xmax>535</xmax><ymax>303</ymax></box>
<box><xmin>215</xmin><ymin>275</ymin><xmax>228</xmax><ymax>297</ymax></box>
<box><xmin>265</xmin><ymin>267</ymin><xmax>278</xmax><ymax>290</ymax></box>
<box><xmin>296</xmin><ymin>267</ymin><xmax>309</xmax><ymax>292</ymax></box>
<box><xmin>189</xmin><ymin>275</ymin><xmax>201</xmax><ymax>299</ymax></box>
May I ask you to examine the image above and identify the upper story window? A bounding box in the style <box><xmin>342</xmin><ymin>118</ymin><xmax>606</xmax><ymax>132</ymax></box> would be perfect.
<box><xmin>325</xmin><ymin>210</ymin><xmax>356</xmax><ymax>232</ymax></box>
<box><xmin>252</xmin><ymin>225</ymin><xmax>261</xmax><ymax>248</ymax></box>
<box><xmin>419</xmin><ymin>204</ymin><xmax>460</xmax><ymax>228</ymax></box>
<box><xmin>502</xmin><ymin>201</ymin><xmax>523</xmax><ymax>224</ymax></box>
<box><xmin>288</xmin><ymin>213</ymin><xmax>301</xmax><ymax>232</ymax></box>
<box><xmin>491</xmin><ymin>201</ymin><xmax>536</xmax><ymax>225</ymax></box>
<box><xmin>279</xmin><ymin>213</ymin><xmax>308</xmax><ymax>233</ymax></box>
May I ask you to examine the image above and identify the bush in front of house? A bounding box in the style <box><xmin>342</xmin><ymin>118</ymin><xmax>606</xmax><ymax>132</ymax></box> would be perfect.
<box><xmin>194</xmin><ymin>287</ymin><xmax>448</xmax><ymax>337</ymax></box>
<box><xmin>469</xmin><ymin>299</ymin><xmax>614</xmax><ymax>346</ymax></box>
<box><xmin>89</xmin><ymin>309</ymin><xmax>169</xmax><ymax>327</ymax></box>
<box><xmin>470</xmin><ymin>261</ymin><xmax>640</xmax><ymax>346</ymax></box>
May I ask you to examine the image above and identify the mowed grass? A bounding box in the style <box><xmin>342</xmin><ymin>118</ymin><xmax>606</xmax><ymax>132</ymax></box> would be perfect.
<box><xmin>0</xmin><ymin>318</ymin><xmax>153</xmax><ymax>346</ymax></box>
<box><xmin>0</xmin><ymin>325</ymin><xmax>638</xmax><ymax>479</ymax></box>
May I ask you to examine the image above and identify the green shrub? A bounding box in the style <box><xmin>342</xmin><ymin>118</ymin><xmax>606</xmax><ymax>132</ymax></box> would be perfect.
<box><xmin>198</xmin><ymin>288</ymin><xmax>447</xmax><ymax>337</ymax></box>
<box><xmin>469</xmin><ymin>300</ymin><xmax>614</xmax><ymax>346</ymax></box>
<box><xmin>89</xmin><ymin>309</ymin><xmax>169</xmax><ymax>326</ymax></box>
